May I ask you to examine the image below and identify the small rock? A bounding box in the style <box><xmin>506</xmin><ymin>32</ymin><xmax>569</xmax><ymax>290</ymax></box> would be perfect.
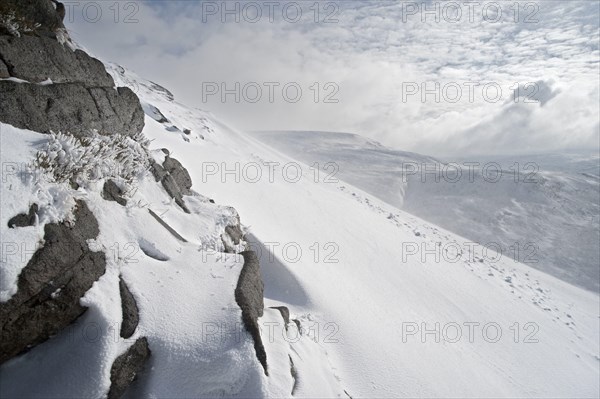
<box><xmin>150</xmin><ymin>156</ymin><xmax>193</xmax><ymax>213</ymax></box>
<box><xmin>119</xmin><ymin>277</ymin><xmax>139</xmax><ymax>339</ymax></box>
<box><xmin>270</xmin><ymin>306</ymin><xmax>290</xmax><ymax>328</ymax></box>
<box><xmin>102</xmin><ymin>180</ymin><xmax>127</xmax><ymax>206</ymax></box>
<box><xmin>163</xmin><ymin>156</ymin><xmax>192</xmax><ymax>196</ymax></box>
<box><xmin>222</xmin><ymin>220</ymin><xmax>244</xmax><ymax>254</ymax></box>
<box><xmin>108</xmin><ymin>337</ymin><xmax>150</xmax><ymax>399</ymax></box>
<box><xmin>292</xmin><ymin>319</ymin><xmax>302</xmax><ymax>334</ymax></box>
<box><xmin>7</xmin><ymin>203</ymin><xmax>38</xmax><ymax>228</ymax></box>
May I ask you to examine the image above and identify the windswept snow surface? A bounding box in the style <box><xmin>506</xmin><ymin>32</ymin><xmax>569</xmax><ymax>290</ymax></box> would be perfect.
<box><xmin>103</xmin><ymin>65</ymin><xmax>599</xmax><ymax>397</ymax></box>
<box><xmin>251</xmin><ymin>130</ymin><xmax>600</xmax><ymax>293</ymax></box>
<box><xmin>0</xmin><ymin>123</ymin><xmax>266</xmax><ymax>397</ymax></box>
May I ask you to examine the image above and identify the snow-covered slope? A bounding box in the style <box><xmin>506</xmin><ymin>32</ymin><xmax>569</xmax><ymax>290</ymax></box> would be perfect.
<box><xmin>1</xmin><ymin>56</ymin><xmax>598</xmax><ymax>397</ymax></box>
<box><xmin>251</xmin><ymin>131</ymin><xmax>600</xmax><ymax>293</ymax></box>
<box><xmin>103</xmin><ymin>65</ymin><xmax>598</xmax><ymax>397</ymax></box>
<box><xmin>0</xmin><ymin>124</ymin><xmax>268</xmax><ymax>397</ymax></box>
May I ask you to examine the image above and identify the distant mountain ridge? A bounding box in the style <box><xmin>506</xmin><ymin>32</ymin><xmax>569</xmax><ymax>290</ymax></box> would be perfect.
<box><xmin>251</xmin><ymin>130</ymin><xmax>600</xmax><ymax>292</ymax></box>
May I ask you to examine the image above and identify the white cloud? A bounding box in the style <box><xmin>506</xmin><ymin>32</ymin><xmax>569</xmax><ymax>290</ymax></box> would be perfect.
<box><xmin>67</xmin><ymin>0</ymin><xmax>600</xmax><ymax>157</ymax></box>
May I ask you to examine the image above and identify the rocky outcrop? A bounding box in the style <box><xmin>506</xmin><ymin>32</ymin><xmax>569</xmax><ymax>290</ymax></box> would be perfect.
<box><xmin>103</xmin><ymin>180</ymin><xmax>127</xmax><ymax>206</ymax></box>
<box><xmin>0</xmin><ymin>1</ymin><xmax>145</xmax><ymax>138</ymax></box>
<box><xmin>0</xmin><ymin>81</ymin><xmax>144</xmax><ymax>137</ymax></box>
<box><xmin>234</xmin><ymin>251</ymin><xmax>267</xmax><ymax>374</ymax></box>
<box><xmin>0</xmin><ymin>200</ymin><xmax>106</xmax><ymax>364</ymax></box>
<box><xmin>0</xmin><ymin>35</ymin><xmax>114</xmax><ymax>86</ymax></box>
<box><xmin>163</xmin><ymin>156</ymin><xmax>192</xmax><ymax>196</ymax></box>
<box><xmin>108</xmin><ymin>337</ymin><xmax>151</xmax><ymax>399</ymax></box>
<box><xmin>0</xmin><ymin>0</ymin><xmax>65</xmax><ymax>36</ymax></box>
<box><xmin>119</xmin><ymin>278</ymin><xmax>139</xmax><ymax>339</ymax></box>
<box><xmin>150</xmin><ymin>154</ymin><xmax>193</xmax><ymax>213</ymax></box>
<box><xmin>7</xmin><ymin>203</ymin><xmax>38</xmax><ymax>228</ymax></box>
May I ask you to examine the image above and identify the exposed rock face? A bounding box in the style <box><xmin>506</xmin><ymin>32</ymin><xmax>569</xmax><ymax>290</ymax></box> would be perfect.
<box><xmin>0</xmin><ymin>0</ymin><xmax>65</xmax><ymax>36</ymax></box>
<box><xmin>119</xmin><ymin>278</ymin><xmax>139</xmax><ymax>339</ymax></box>
<box><xmin>150</xmin><ymin>155</ymin><xmax>193</xmax><ymax>213</ymax></box>
<box><xmin>0</xmin><ymin>200</ymin><xmax>107</xmax><ymax>364</ymax></box>
<box><xmin>7</xmin><ymin>203</ymin><xmax>38</xmax><ymax>228</ymax></box>
<box><xmin>234</xmin><ymin>251</ymin><xmax>267</xmax><ymax>374</ymax></box>
<box><xmin>103</xmin><ymin>180</ymin><xmax>127</xmax><ymax>206</ymax></box>
<box><xmin>108</xmin><ymin>337</ymin><xmax>151</xmax><ymax>399</ymax></box>
<box><xmin>0</xmin><ymin>1</ymin><xmax>145</xmax><ymax>138</ymax></box>
<box><xmin>0</xmin><ymin>35</ymin><xmax>114</xmax><ymax>86</ymax></box>
<box><xmin>0</xmin><ymin>81</ymin><xmax>144</xmax><ymax>137</ymax></box>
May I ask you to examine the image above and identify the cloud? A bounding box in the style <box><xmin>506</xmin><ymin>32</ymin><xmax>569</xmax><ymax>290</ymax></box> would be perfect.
<box><xmin>66</xmin><ymin>0</ymin><xmax>600</xmax><ymax>157</ymax></box>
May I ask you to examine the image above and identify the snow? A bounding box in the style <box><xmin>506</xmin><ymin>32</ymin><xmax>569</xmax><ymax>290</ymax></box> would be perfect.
<box><xmin>121</xmin><ymin>250</ymin><xmax>265</xmax><ymax>398</ymax></box>
<box><xmin>110</xmin><ymin>64</ymin><xmax>598</xmax><ymax>397</ymax></box>
<box><xmin>0</xmin><ymin>125</ymin><xmax>78</xmax><ymax>301</ymax></box>
<box><xmin>259</xmin><ymin>308</ymin><xmax>347</xmax><ymax>397</ymax></box>
<box><xmin>0</xmin><ymin>61</ymin><xmax>598</xmax><ymax>398</ymax></box>
<box><xmin>0</xmin><ymin>122</ymin><xmax>265</xmax><ymax>396</ymax></box>
<box><xmin>0</xmin><ymin>77</ymin><xmax>54</xmax><ymax>85</ymax></box>
<box><xmin>251</xmin><ymin>130</ymin><xmax>600</xmax><ymax>293</ymax></box>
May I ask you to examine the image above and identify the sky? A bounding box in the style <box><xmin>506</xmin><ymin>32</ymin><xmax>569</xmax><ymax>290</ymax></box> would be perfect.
<box><xmin>66</xmin><ymin>0</ymin><xmax>600</xmax><ymax>157</ymax></box>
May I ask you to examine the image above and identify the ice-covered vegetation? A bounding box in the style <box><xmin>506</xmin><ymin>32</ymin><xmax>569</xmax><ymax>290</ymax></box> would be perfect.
<box><xmin>33</xmin><ymin>131</ymin><xmax>150</xmax><ymax>189</ymax></box>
